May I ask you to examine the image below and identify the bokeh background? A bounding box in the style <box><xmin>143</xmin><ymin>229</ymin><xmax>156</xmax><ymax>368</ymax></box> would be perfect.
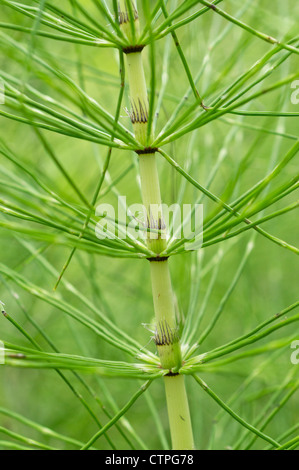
<box><xmin>0</xmin><ymin>0</ymin><xmax>298</xmax><ymax>449</ymax></box>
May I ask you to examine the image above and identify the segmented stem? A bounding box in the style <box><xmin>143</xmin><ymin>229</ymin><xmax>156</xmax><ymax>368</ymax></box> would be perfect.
<box><xmin>118</xmin><ymin>0</ymin><xmax>194</xmax><ymax>450</ymax></box>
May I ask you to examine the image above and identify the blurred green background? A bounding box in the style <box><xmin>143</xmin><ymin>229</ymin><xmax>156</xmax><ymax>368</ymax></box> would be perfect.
<box><xmin>0</xmin><ymin>0</ymin><xmax>298</xmax><ymax>450</ymax></box>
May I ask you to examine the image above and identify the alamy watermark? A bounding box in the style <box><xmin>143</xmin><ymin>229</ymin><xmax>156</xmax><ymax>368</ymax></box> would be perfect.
<box><xmin>291</xmin><ymin>80</ymin><xmax>299</xmax><ymax>105</ymax></box>
<box><xmin>95</xmin><ymin>197</ymin><xmax>203</xmax><ymax>251</ymax></box>
<box><xmin>290</xmin><ymin>340</ymin><xmax>299</xmax><ymax>365</ymax></box>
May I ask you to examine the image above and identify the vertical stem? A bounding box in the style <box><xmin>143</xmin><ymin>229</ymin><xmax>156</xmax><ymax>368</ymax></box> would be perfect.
<box><xmin>118</xmin><ymin>0</ymin><xmax>194</xmax><ymax>450</ymax></box>
<box><xmin>150</xmin><ymin>260</ymin><xmax>181</xmax><ymax>371</ymax></box>
<box><xmin>138</xmin><ymin>153</ymin><xmax>167</xmax><ymax>254</ymax></box>
<box><xmin>164</xmin><ymin>375</ymin><xmax>194</xmax><ymax>450</ymax></box>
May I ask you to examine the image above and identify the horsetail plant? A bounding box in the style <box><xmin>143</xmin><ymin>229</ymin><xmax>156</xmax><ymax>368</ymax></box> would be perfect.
<box><xmin>118</xmin><ymin>0</ymin><xmax>194</xmax><ymax>449</ymax></box>
<box><xmin>0</xmin><ymin>0</ymin><xmax>298</xmax><ymax>451</ymax></box>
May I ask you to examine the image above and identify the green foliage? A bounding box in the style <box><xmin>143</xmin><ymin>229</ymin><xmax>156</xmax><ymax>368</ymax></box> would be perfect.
<box><xmin>0</xmin><ymin>0</ymin><xmax>298</xmax><ymax>450</ymax></box>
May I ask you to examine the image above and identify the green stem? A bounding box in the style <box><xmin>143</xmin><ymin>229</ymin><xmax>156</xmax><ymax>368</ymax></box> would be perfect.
<box><xmin>119</xmin><ymin>0</ymin><xmax>194</xmax><ymax>450</ymax></box>
<box><xmin>150</xmin><ymin>260</ymin><xmax>182</xmax><ymax>371</ymax></box>
<box><xmin>164</xmin><ymin>375</ymin><xmax>194</xmax><ymax>450</ymax></box>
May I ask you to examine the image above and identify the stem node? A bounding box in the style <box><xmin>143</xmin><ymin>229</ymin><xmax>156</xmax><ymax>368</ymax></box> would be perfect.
<box><xmin>123</xmin><ymin>44</ymin><xmax>145</xmax><ymax>54</ymax></box>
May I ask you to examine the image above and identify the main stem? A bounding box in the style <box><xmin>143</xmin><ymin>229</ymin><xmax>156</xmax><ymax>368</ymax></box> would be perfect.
<box><xmin>119</xmin><ymin>0</ymin><xmax>194</xmax><ymax>450</ymax></box>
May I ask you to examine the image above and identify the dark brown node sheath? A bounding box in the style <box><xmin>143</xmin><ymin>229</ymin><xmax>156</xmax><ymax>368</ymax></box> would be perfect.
<box><xmin>123</xmin><ymin>44</ymin><xmax>145</xmax><ymax>54</ymax></box>
<box><xmin>147</xmin><ymin>256</ymin><xmax>169</xmax><ymax>262</ymax></box>
<box><xmin>135</xmin><ymin>147</ymin><xmax>159</xmax><ymax>155</ymax></box>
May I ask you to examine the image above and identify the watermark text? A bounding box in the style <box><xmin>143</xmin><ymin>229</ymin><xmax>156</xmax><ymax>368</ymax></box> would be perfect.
<box><xmin>291</xmin><ymin>80</ymin><xmax>299</xmax><ymax>105</ymax></box>
<box><xmin>290</xmin><ymin>340</ymin><xmax>299</xmax><ymax>365</ymax></box>
<box><xmin>95</xmin><ymin>197</ymin><xmax>203</xmax><ymax>251</ymax></box>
